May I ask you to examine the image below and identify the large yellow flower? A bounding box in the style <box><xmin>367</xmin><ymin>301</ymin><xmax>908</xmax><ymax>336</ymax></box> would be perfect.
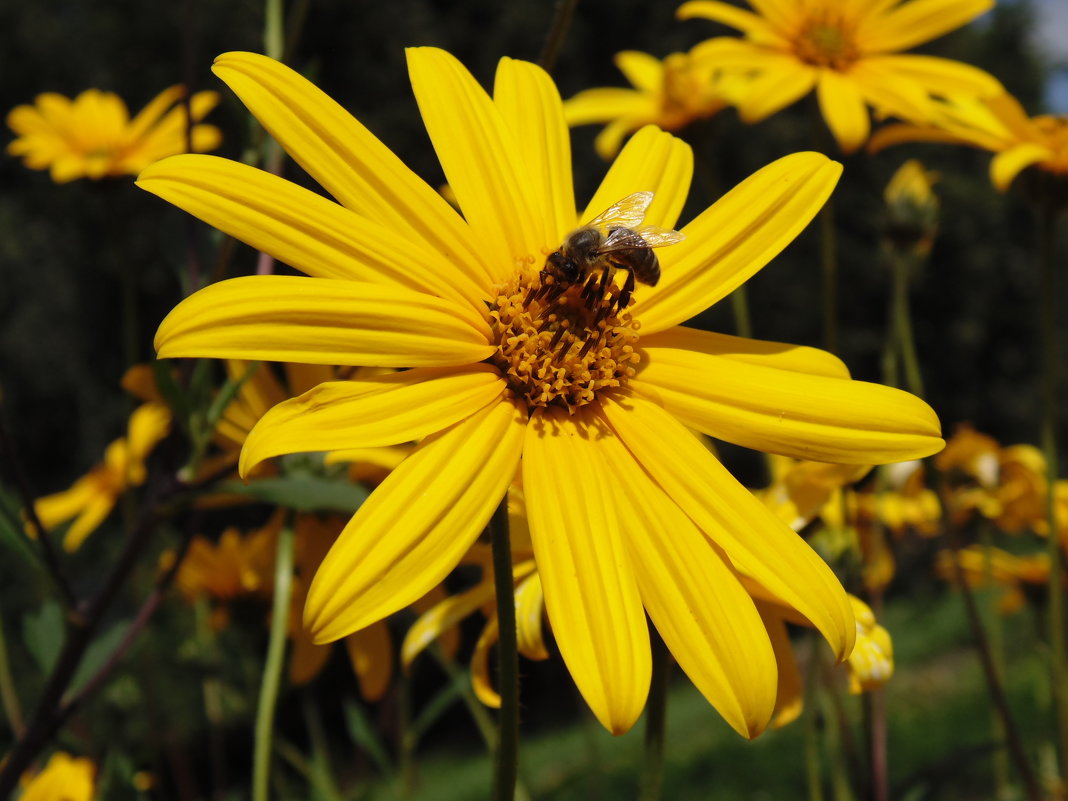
<box><xmin>6</xmin><ymin>86</ymin><xmax>220</xmax><ymax>183</ymax></box>
<box><xmin>677</xmin><ymin>0</ymin><xmax>1001</xmax><ymax>153</ymax></box>
<box><xmin>870</xmin><ymin>91</ymin><xmax>1068</xmax><ymax>191</ymax></box>
<box><xmin>17</xmin><ymin>752</ymin><xmax>95</xmax><ymax>801</ymax></box>
<box><xmin>563</xmin><ymin>47</ymin><xmax>747</xmax><ymax>158</ymax></box>
<box><xmin>145</xmin><ymin>48</ymin><xmax>943</xmax><ymax>737</ymax></box>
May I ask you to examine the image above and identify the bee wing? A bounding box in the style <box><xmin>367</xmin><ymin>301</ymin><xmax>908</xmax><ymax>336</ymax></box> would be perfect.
<box><xmin>585</xmin><ymin>191</ymin><xmax>654</xmax><ymax>231</ymax></box>
<box><xmin>597</xmin><ymin>225</ymin><xmax>686</xmax><ymax>253</ymax></box>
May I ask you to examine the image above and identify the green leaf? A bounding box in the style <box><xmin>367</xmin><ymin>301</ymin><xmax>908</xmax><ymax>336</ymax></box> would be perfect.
<box><xmin>342</xmin><ymin>697</ymin><xmax>393</xmax><ymax>777</ymax></box>
<box><xmin>410</xmin><ymin>673</ymin><xmax>465</xmax><ymax>745</ymax></box>
<box><xmin>213</xmin><ymin>476</ymin><xmax>369</xmax><ymax>514</ymax></box>
<box><xmin>23</xmin><ymin>600</ymin><xmax>64</xmax><ymax>674</ymax></box>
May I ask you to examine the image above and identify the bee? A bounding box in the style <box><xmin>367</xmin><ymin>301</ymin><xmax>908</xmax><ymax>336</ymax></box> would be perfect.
<box><xmin>541</xmin><ymin>191</ymin><xmax>685</xmax><ymax>308</ymax></box>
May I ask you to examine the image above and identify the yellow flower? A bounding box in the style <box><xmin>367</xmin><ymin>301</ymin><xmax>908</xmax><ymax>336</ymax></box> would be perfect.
<box><xmin>936</xmin><ymin>545</ymin><xmax>1050</xmax><ymax>615</ymax></box>
<box><xmin>563</xmin><ymin>47</ymin><xmax>746</xmax><ymax>158</ymax></box>
<box><xmin>678</xmin><ymin>0</ymin><xmax>1001</xmax><ymax>153</ymax></box>
<box><xmin>7</xmin><ymin>86</ymin><xmax>221</xmax><ymax>183</ymax></box>
<box><xmin>883</xmin><ymin>159</ymin><xmax>939</xmax><ymax>255</ymax></box>
<box><xmin>18</xmin><ymin>752</ymin><xmax>95</xmax><ymax>801</ymax></box>
<box><xmin>870</xmin><ymin>91</ymin><xmax>1068</xmax><ymax>191</ymax></box>
<box><xmin>845</xmin><ymin>596</ymin><xmax>893</xmax><ymax>693</ymax></box>
<box><xmin>145</xmin><ymin>48</ymin><xmax>943</xmax><ymax>737</ymax></box>
<box><xmin>33</xmin><ymin>402</ymin><xmax>171</xmax><ymax>551</ymax></box>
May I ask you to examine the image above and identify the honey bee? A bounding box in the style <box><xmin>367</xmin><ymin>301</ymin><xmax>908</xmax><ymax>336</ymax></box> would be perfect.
<box><xmin>541</xmin><ymin>191</ymin><xmax>685</xmax><ymax>307</ymax></box>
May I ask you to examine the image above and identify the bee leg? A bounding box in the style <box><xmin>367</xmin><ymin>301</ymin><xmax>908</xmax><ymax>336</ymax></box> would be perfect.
<box><xmin>617</xmin><ymin>270</ymin><xmax>635</xmax><ymax>310</ymax></box>
<box><xmin>579</xmin><ymin>272</ymin><xmax>600</xmax><ymax>304</ymax></box>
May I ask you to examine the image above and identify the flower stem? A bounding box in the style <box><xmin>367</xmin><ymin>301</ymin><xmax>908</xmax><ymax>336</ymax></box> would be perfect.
<box><xmin>730</xmin><ymin>284</ymin><xmax>753</xmax><ymax>340</ymax></box>
<box><xmin>0</xmin><ymin>617</ymin><xmax>22</xmax><ymax>737</ymax></box>
<box><xmin>639</xmin><ymin>629</ymin><xmax>671</xmax><ymax>801</ymax></box>
<box><xmin>892</xmin><ymin>253</ymin><xmax>925</xmax><ymax>398</ymax></box>
<box><xmin>490</xmin><ymin>496</ymin><xmax>519</xmax><ymax>801</ymax></box>
<box><xmin>252</xmin><ymin>520</ymin><xmax>295</xmax><ymax>801</ymax></box>
<box><xmin>1038</xmin><ymin>200</ymin><xmax>1067</xmax><ymax>782</ymax></box>
<box><xmin>804</xmin><ymin>636</ymin><xmax>826</xmax><ymax>801</ymax></box>
<box><xmin>819</xmin><ymin>198</ymin><xmax>839</xmax><ymax>355</ymax></box>
<box><xmin>537</xmin><ymin>0</ymin><xmax>579</xmax><ymax>75</ymax></box>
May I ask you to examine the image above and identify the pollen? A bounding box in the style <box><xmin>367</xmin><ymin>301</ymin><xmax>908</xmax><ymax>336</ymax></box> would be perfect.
<box><xmin>489</xmin><ymin>268</ymin><xmax>641</xmax><ymax>412</ymax></box>
<box><xmin>795</xmin><ymin>17</ymin><xmax>859</xmax><ymax>70</ymax></box>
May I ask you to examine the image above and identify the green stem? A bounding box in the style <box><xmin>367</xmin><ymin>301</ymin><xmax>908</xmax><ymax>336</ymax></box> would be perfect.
<box><xmin>195</xmin><ymin>597</ymin><xmax>227</xmax><ymax>801</ymax></box>
<box><xmin>730</xmin><ymin>284</ymin><xmax>753</xmax><ymax>340</ymax></box>
<box><xmin>1038</xmin><ymin>200</ymin><xmax>1067</xmax><ymax>781</ymax></box>
<box><xmin>0</xmin><ymin>617</ymin><xmax>22</xmax><ymax>737</ymax></box>
<box><xmin>639</xmin><ymin>630</ymin><xmax>671</xmax><ymax>801</ymax></box>
<box><xmin>537</xmin><ymin>0</ymin><xmax>579</xmax><ymax>74</ymax></box>
<box><xmin>804</xmin><ymin>636</ymin><xmax>826</xmax><ymax>801</ymax></box>
<box><xmin>819</xmin><ymin>198</ymin><xmax>839</xmax><ymax>355</ymax></box>
<box><xmin>264</xmin><ymin>0</ymin><xmax>284</xmax><ymax>60</ymax></box>
<box><xmin>252</xmin><ymin>521</ymin><xmax>295</xmax><ymax>801</ymax></box>
<box><xmin>490</xmin><ymin>497</ymin><xmax>519</xmax><ymax>801</ymax></box>
<box><xmin>892</xmin><ymin>253</ymin><xmax>925</xmax><ymax>398</ymax></box>
<box><xmin>980</xmin><ymin>523</ymin><xmax>1012</xmax><ymax>800</ymax></box>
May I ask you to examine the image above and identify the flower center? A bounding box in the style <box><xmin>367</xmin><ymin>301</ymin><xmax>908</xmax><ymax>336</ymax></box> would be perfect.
<box><xmin>795</xmin><ymin>19</ymin><xmax>859</xmax><ymax>70</ymax></box>
<box><xmin>489</xmin><ymin>267</ymin><xmax>641</xmax><ymax>412</ymax></box>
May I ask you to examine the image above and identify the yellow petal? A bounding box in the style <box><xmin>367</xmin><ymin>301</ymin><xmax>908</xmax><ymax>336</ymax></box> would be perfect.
<box><xmin>289</xmin><ymin>631</ymin><xmax>332</xmax><ymax>685</ymax></box>
<box><xmin>634</xmin><ymin>342</ymin><xmax>943</xmax><ymax>463</ymax></box>
<box><xmin>638</xmin><ymin>153</ymin><xmax>840</xmax><ymax>334</ymax></box>
<box><xmin>494</xmin><ymin>57</ymin><xmax>576</xmax><ymax>247</ymax></box>
<box><xmin>758</xmin><ymin>603</ymin><xmax>804</xmax><ymax>728</ymax></box>
<box><xmin>581</xmin><ymin>125</ymin><xmax>693</xmax><ymax>231</ymax></box>
<box><xmin>600</xmin><ymin>393</ymin><xmax>855</xmax><ymax>661</ymax></box>
<box><xmin>860</xmin><ymin>0</ymin><xmax>994</xmax><ymax>54</ymax></box>
<box><xmin>523</xmin><ymin>405</ymin><xmax>650</xmax><ymax>735</ymax></box>
<box><xmin>305</xmin><ymin>398</ymin><xmax>526</xmax><ymax>642</ymax></box>
<box><xmin>402</xmin><ymin>581</ymin><xmax>495</xmax><ymax>670</ymax></box>
<box><xmin>597</xmin><ymin>427</ymin><xmax>777</xmax><ymax>738</ymax></box>
<box><xmin>515</xmin><ymin>570</ymin><xmax>550</xmax><ymax>660</ymax></box>
<box><xmin>563</xmin><ymin>88</ymin><xmax>650</xmax><ymax>127</ymax></box>
<box><xmin>677</xmin><ymin>1</ymin><xmax>783</xmax><ymax>43</ymax></box>
<box><xmin>990</xmin><ymin>143</ymin><xmax>1051</xmax><ymax>192</ymax></box>
<box><xmin>34</xmin><ymin>477</ymin><xmax>99</xmax><ymax>532</ymax></box>
<box><xmin>211</xmin><ymin>52</ymin><xmax>492</xmax><ymax>286</ymax></box>
<box><xmin>137</xmin><ymin>155</ymin><xmax>487</xmax><ymax>310</ymax></box>
<box><xmin>345</xmin><ymin>622</ymin><xmax>393</xmax><ymax>701</ymax></box>
<box><xmin>613</xmin><ymin>51</ymin><xmax>663</xmax><ymax>92</ymax></box>
<box><xmin>862</xmin><ymin>55</ymin><xmax>1002</xmax><ymax>100</ymax></box>
<box><xmin>640</xmin><ymin>326</ymin><xmax>850</xmax><ymax>378</ymax></box>
<box><xmin>471</xmin><ymin>616</ymin><xmax>502</xmax><ymax>707</ymax></box>
<box><xmin>240</xmin><ymin>365</ymin><xmax>505</xmax><ymax>477</ymax></box>
<box><xmin>155</xmin><ymin>276</ymin><xmax>495</xmax><ymax>367</ymax></box>
<box><xmin>817</xmin><ymin>70</ymin><xmax>871</xmax><ymax>154</ymax></box>
<box><xmin>126</xmin><ymin>85</ymin><xmax>185</xmax><ymax>140</ymax></box>
<box><xmin>734</xmin><ymin>59</ymin><xmax>818</xmax><ymax>122</ymax></box>
<box><xmin>63</xmin><ymin>493</ymin><xmax>116</xmax><ymax>552</ymax></box>
<box><xmin>406</xmin><ymin>47</ymin><xmax>541</xmax><ymax>281</ymax></box>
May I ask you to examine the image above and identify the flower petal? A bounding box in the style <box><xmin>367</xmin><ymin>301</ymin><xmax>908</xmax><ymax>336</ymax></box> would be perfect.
<box><xmin>137</xmin><ymin>155</ymin><xmax>487</xmax><ymax>310</ymax></box>
<box><xmin>494</xmin><ymin>57</ymin><xmax>576</xmax><ymax>247</ymax></box>
<box><xmin>240</xmin><ymin>365</ymin><xmax>505</xmax><ymax>477</ymax></box>
<box><xmin>677</xmin><ymin>0</ymin><xmax>785</xmax><ymax>45</ymax></box>
<box><xmin>600</xmin><ymin>393</ymin><xmax>855</xmax><ymax>661</ymax></box>
<box><xmin>990</xmin><ymin>143</ymin><xmax>1051</xmax><ymax>192</ymax></box>
<box><xmin>524</xmin><ymin>406</ymin><xmax>650</xmax><ymax>735</ymax></box>
<box><xmin>402</xmin><ymin>581</ymin><xmax>496</xmax><ymax>670</ymax></box>
<box><xmin>758</xmin><ymin>603</ymin><xmax>804</xmax><ymax>728</ymax></box>
<box><xmin>581</xmin><ymin>125</ymin><xmax>693</xmax><ymax>231</ymax></box>
<box><xmin>637</xmin><ymin>153</ymin><xmax>840</xmax><ymax>334</ymax></box>
<box><xmin>345</xmin><ymin>622</ymin><xmax>394</xmax><ymax>701</ymax></box>
<box><xmin>860</xmin><ymin>0</ymin><xmax>994</xmax><ymax>54</ymax></box>
<box><xmin>155</xmin><ymin>276</ymin><xmax>495</xmax><ymax>368</ymax></box>
<box><xmin>817</xmin><ymin>69</ymin><xmax>871</xmax><ymax>154</ymax></box>
<box><xmin>211</xmin><ymin>51</ymin><xmax>492</xmax><ymax>286</ymax></box>
<box><xmin>514</xmin><ymin>570</ymin><xmax>550</xmax><ymax>660</ymax></box>
<box><xmin>733</xmin><ymin>59</ymin><xmax>818</xmax><ymax>122</ymax></box>
<box><xmin>640</xmin><ymin>326</ymin><xmax>850</xmax><ymax>378</ymax></box>
<box><xmin>305</xmin><ymin>397</ymin><xmax>526</xmax><ymax>642</ymax></box>
<box><xmin>407</xmin><ymin>47</ymin><xmax>541</xmax><ymax>280</ymax></box>
<box><xmin>634</xmin><ymin>343</ymin><xmax>944</xmax><ymax>463</ymax></box>
<box><xmin>597</xmin><ymin>426</ymin><xmax>777</xmax><ymax>738</ymax></box>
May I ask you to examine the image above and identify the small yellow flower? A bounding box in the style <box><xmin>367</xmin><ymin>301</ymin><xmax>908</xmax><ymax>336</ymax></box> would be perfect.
<box><xmin>563</xmin><ymin>47</ymin><xmax>747</xmax><ymax>158</ymax></box>
<box><xmin>32</xmin><ymin>402</ymin><xmax>171</xmax><ymax>551</ymax></box>
<box><xmin>678</xmin><ymin>0</ymin><xmax>1001</xmax><ymax>153</ymax></box>
<box><xmin>846</xmin><ymin>596</ymin><xmax>893</xmax><ymax>693</ymax></box>
<box><xmin>883</xmin><ymin>159</ymin><xmax>939</xmax><ymax>255</ymax></box>
<box><xmin>146</xmin><ymin>49</ymin><xmax>944</xmax><ymax>737</ymax></box>
<box><xmin>936</xmin><ymin>545</ymin><xmax>1050</xmax><ymax>615</ymax></box>
<box><xmin>18</xmin><ymin>752</ymin><xmax>95</xmax><ymax>801</ymax></box>
<box><xmin>871</xmin><ymin>91</ymin><xmax>1068</xmax><ymax>191</ymax></box>
<box><xmin>7</xmin><ymin>86</ymin><xmax>221</xmax><ymax>183</ymax></box>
